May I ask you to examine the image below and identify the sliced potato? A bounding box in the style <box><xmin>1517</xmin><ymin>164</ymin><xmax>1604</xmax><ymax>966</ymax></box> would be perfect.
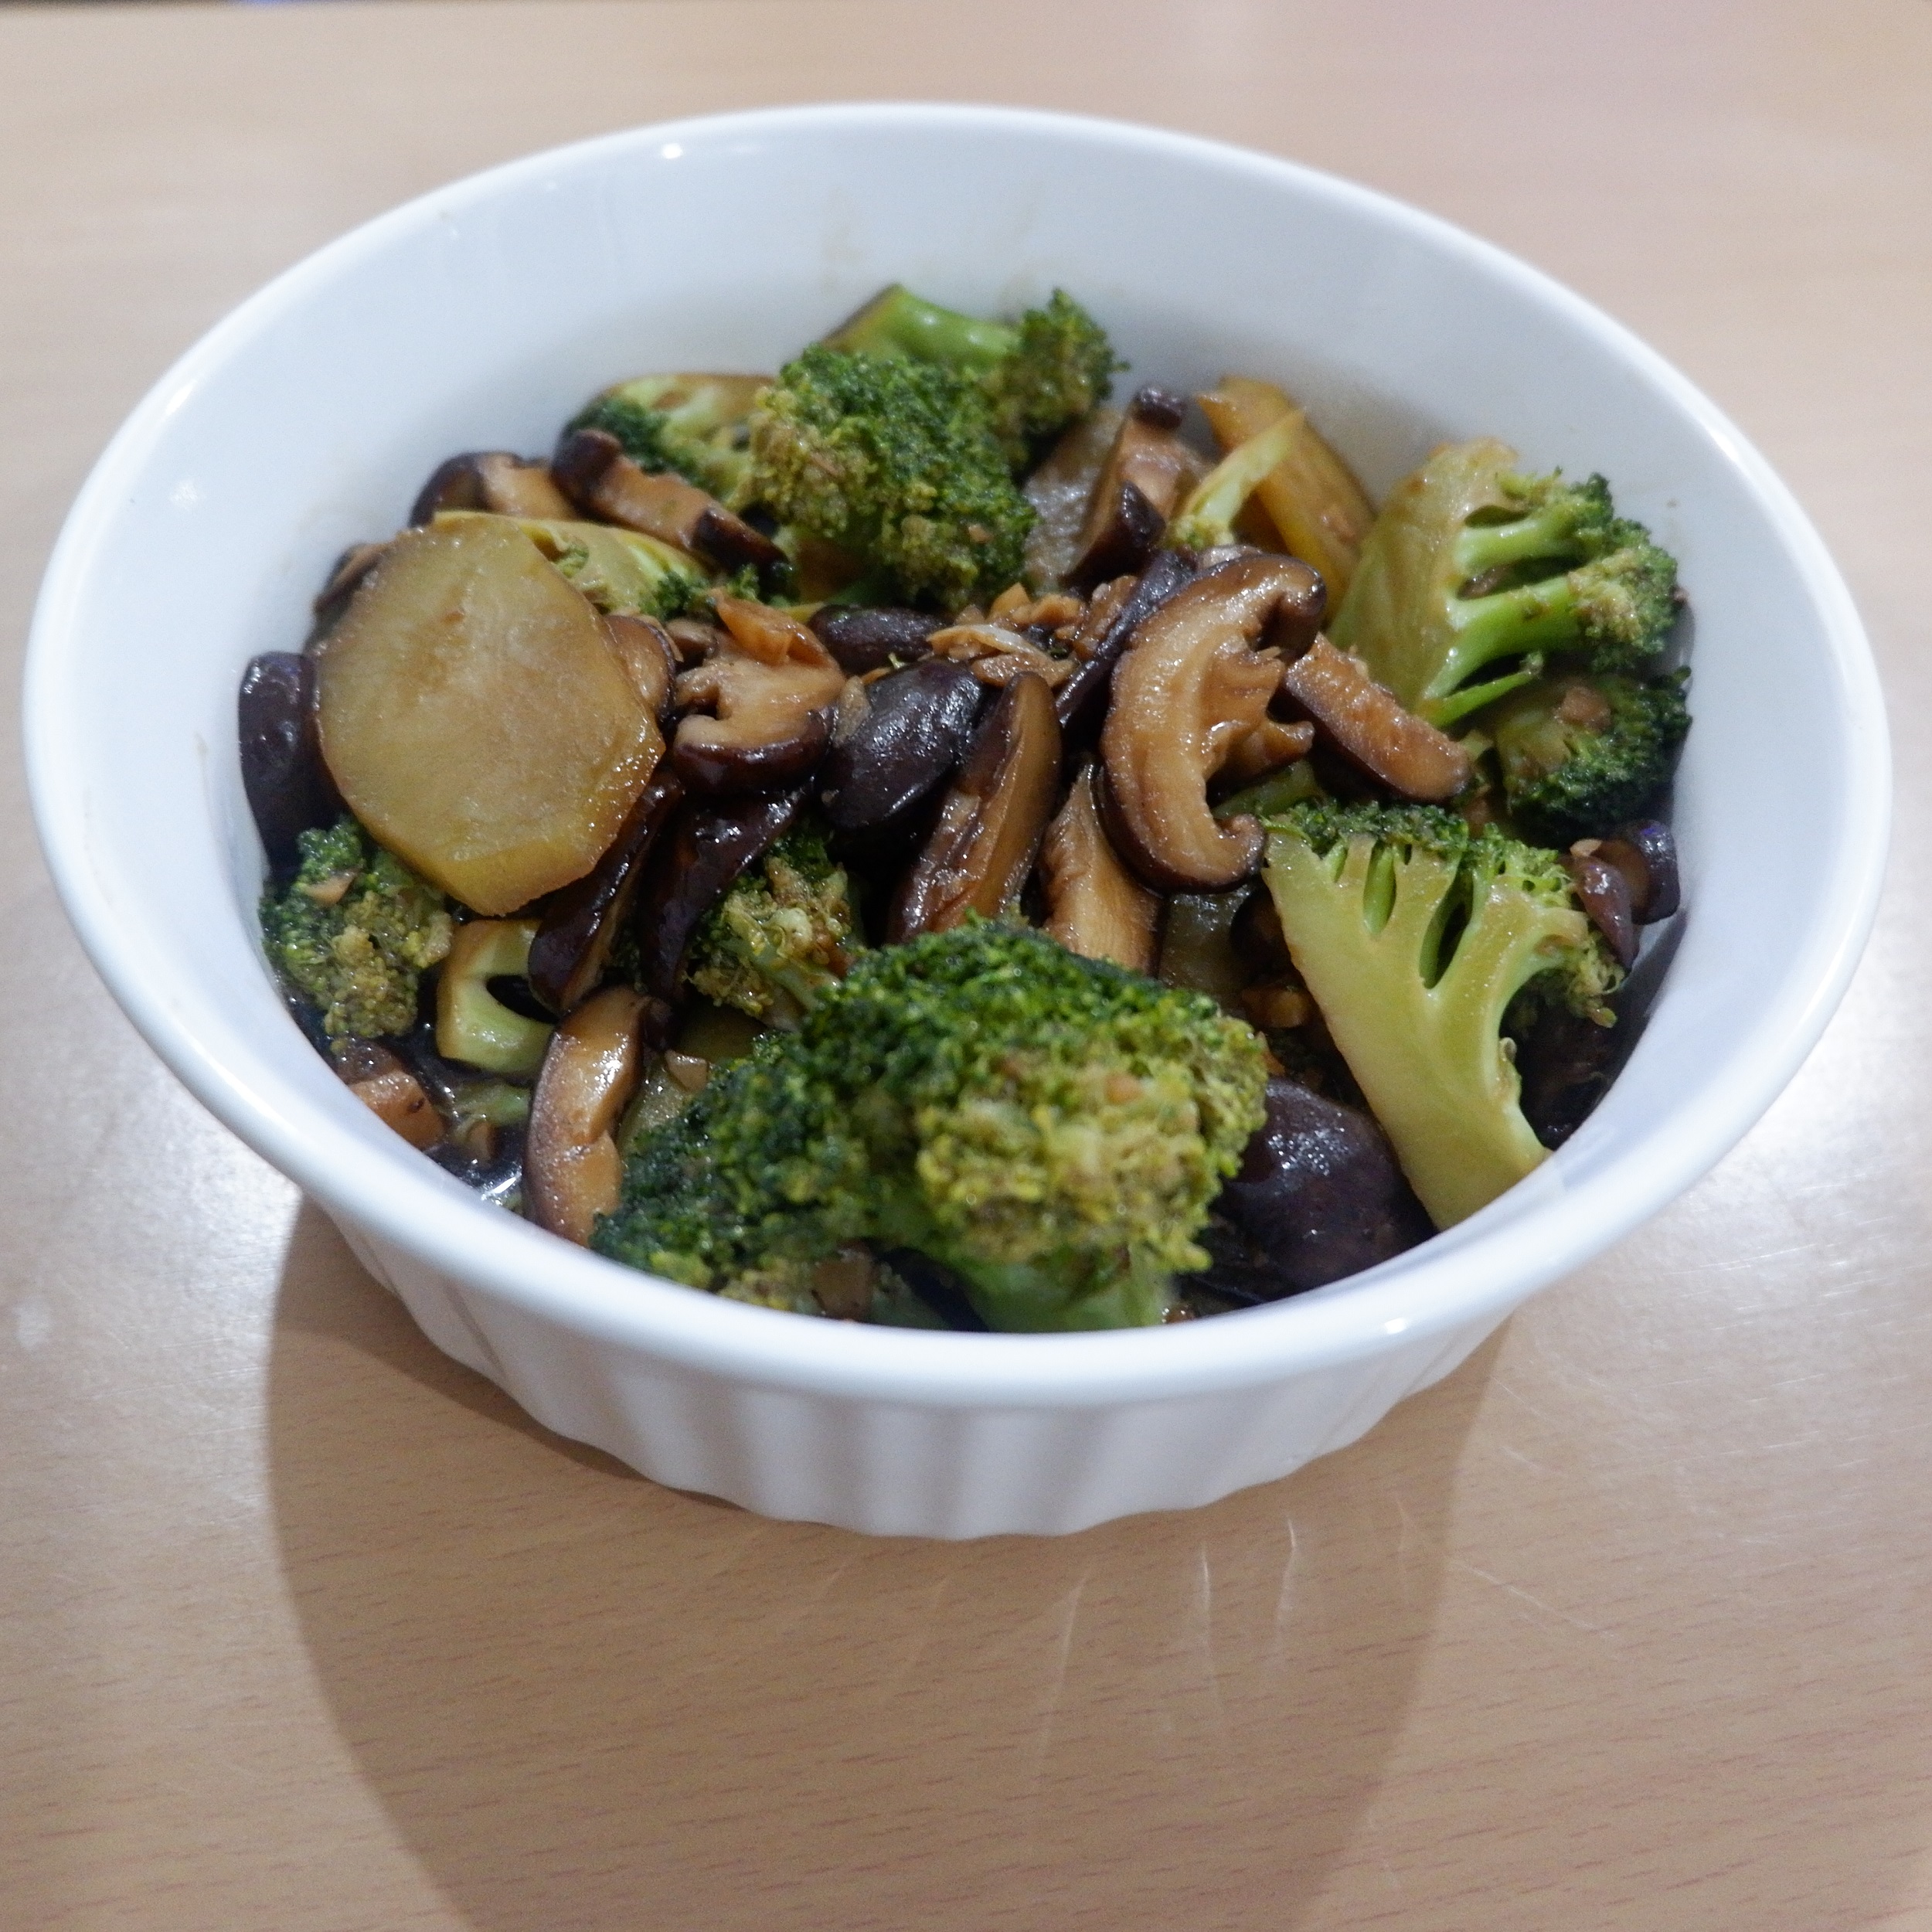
<box><xmin>316</xmin><ymin>519</ymin><xmax>662</xmax><ymax>915</ymax></box>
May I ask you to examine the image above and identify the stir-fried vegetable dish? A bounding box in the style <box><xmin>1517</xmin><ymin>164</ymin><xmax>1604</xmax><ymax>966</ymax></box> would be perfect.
<box><xmin>240</xmin><ymin>284</ymin><xmax>1689</xmax><ymax>1332</ymax></box>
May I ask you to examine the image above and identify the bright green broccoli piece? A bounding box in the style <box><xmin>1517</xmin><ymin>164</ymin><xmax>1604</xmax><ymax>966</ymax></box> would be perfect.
<box><xmin>261</xmin><ymin>816</ymin><xmax>453</xmax><ymax>1039</ymax></box>
<box><xmin>564</xmin><ymin>372</ymin><xmax>765</xmax><ymax>502</ymax></box>
<box><xmin>1331</xmin><ymin>439</ymin><xmax>1680</xmax><ymax>718</ymax></box>
<box><xmin>1488</xmin><ymin>670</ymin><xmax>1691</xmax><ymax>842</ymax></box>
<box><xmin>824</xmin><ymin>284</ymin><xmax>1121</xmax><ymax>466</ymax></box>
<box><xmin>744</xmin><ymin>345</ymin><xmax>1035</xmax><ymax>609</ymax></box>
<box><xmin>1260</xmin><ymin>801</ymin><xmax>1621</xmax><ymax>1229</ymax></box>
<box><xmin>594</xmin><ymin>921</ymin><xmax>1269</xmax><ymax>1331</ymax></box>
<box><xmin>686</xmin><ymin>821</ymin><xmax>861</xmax><ymax>1029</ymax></box>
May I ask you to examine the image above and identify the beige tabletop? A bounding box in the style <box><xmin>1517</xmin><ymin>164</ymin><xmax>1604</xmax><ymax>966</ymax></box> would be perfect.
<box><xmin>3</xmin><ymin>1</ymin><xmax>1930</xmax><ymax>1925</ymax></box>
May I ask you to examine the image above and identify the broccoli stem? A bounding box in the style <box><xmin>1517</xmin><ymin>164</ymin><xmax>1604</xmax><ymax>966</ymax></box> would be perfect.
<box><xmin>1454</xmin><ymin>500</ymin><xmax>1590</xmax><ymax>579</ymax></box>
<box><xmin>1427</xmin><ymin>574</ymin><xmax>1590</xmax><ymax>702</ymax></box>
<box><xmin>823</xmin><ymin>284</ymin><xmax>1016</xmax><ymax>373</ymax></box>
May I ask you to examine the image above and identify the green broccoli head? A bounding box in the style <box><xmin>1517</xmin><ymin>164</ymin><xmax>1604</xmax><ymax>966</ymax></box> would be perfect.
<box><xmin>1331</xmin><ymin>439</ymin><xmax>1681</xmax><ymax>716</ymax></box>
<box><xmin>1489</xmin><ymin>669</ymin><xmax>1691</xmax><ymax>842</ymax></box>
<box><xmin>565</xmin><ymin>372</ymin><xmax>765</xmax><ymax>502</ymax></box>
<box><xmin>261</xmin><ymin>815</ymin><xmax>453</xmax><ymax>1039</ymax></box>
<box><xmin>686</xmin><ymin>821</ymin><xmax>861</xmax><ymax>1029</ymax></box>
<box><xmin>823</xmin><ymin>284</ymin><xmax>1121</xmax><ymax>467</ymax></box>
<box><xmin>1260</xmin><ymin>801</ymin><xmax>1620</xmax><ymax>1228</ymax></box>
<box><xmin>744</xmin><ymin>345</ymin><xmax>1035</xmax><ymax>609</ymax></box>
<box><xmin>594</xmin><ymin>921</ymin><xmax>1269</xmax><ymax>1330</ymax></box>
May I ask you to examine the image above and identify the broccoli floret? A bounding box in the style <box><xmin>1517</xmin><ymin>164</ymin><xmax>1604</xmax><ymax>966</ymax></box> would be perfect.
<box><xmin>565</xmin><ymin>373</ymin><xmax>764</xmax><ymax>502</ymax></box>
<box><xmin>594</xmin><ymin>922</ymin><xmax>1268</xmax><ymax>1331</ymax></box>
<box><xmin>686</xmin><ymin>822</ymin><xmax>861</xmax><ymax>1028</ymax></box>
<box><xmin>825</xmin><ymin>284</ymin><xmax>1121</xmax><ymax>466</ymax></box>
<box><xmin>261</xmin><ymin>815</ymin><xmax>453</xmax><ymax>1039</ymax></box>
<box><xmin>1331</xmin><ymin>439</ymin><xmax>1681</xmax><ymax>719</ymax></box>
<box><xmin>1260</xmin><ymin>801</ymin><xmax>1621</xmax><ymax>1229</ymax></box>
<box><xmin>1489</xmin><ymin>670</ymin><xmax>1691</xmax><ymax>842</ymax></box>
<box><xmin>744</xmin><ymin>345</ymin><xmax>1034</xmax><ymax>609</ymax></box>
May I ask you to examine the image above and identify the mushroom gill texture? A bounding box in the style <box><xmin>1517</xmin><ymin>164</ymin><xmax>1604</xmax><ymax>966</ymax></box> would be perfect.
<box><xmin>1278</xmin><ymin>635</ymin><xmax>1472</xmax><ymax>801</ymax></box>
<box><xmin>408</xmin><ymin>451</ymin><xmax>575</xmax><ymax>528</ymax></box>
<box><xmin>889</xmin><ymin>671</ymin><xmax>1062</xmax><ymax>942</ymax></box>
<box><xmin>1040</xmin><ymin>762</ymin><xmax>1161</xmax><ymax>974</ymax></box>
<box><xmin>526</xmin><ymin>985</ymin><xmax>648</xmax><ymax>1244</ymax></box>
<box><xmin>1099</xmin><ymin>553</ymin><xmax>1324</xmax><ymax>893</ymax></box>
<box><xmin>671</xmin><ymin>600</ymin><xmax>846</xmax><ymax>794</ymax></box>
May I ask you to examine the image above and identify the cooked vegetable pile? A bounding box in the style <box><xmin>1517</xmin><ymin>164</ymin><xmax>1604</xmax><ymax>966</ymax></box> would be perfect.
<box><xmin>241</xmin><ymin>283</ymin><xmax>1690</xmax><ymax>1332</ymax></box>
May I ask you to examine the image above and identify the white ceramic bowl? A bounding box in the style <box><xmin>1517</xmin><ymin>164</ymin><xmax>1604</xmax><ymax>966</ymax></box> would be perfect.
<box><xmin>26</xmin><ymin>104</ymin><xmax>1888</xmax><ymax>1537</ymax></box>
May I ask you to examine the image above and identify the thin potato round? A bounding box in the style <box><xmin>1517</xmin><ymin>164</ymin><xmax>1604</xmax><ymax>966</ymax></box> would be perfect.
<box><xmin>316</xmin><ymin>519</ymin><xmax>661</xmax><ymax>915</ymax></box>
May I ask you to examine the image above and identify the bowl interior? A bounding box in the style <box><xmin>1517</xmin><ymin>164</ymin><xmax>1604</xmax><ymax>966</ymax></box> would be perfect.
<box><xmin>26</xmin><ymin>104</ymin><xmax>1886</xmax><ymax>1397</ymax></box>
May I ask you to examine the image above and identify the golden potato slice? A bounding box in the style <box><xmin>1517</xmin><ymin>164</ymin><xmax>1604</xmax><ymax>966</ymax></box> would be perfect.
<box><xmin>316</xmin><ymin>518</ymin><xmax>660</xmax><ymax>915</ymax></box>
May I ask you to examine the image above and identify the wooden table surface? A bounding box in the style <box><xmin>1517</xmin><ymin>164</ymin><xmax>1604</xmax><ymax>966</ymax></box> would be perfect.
<box><xmin>3</xmin><ymin>2</ymin><xmax>1930</xmax><ymax>1925</ymax></box>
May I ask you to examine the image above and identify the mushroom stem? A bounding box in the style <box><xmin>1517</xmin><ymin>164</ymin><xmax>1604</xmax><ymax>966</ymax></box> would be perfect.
<box><xmin>526</xmin><ymin>986</ymin><xmax>649</xmax><ymax>1245</ymax></box>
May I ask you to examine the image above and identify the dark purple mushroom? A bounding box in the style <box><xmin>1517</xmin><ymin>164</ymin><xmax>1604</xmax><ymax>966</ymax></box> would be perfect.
<box><xmin>239</xmin><ymin>653</ymin><xmax>345</xmax><ymax>865</ymax></box>
<box><xmin>1053</xmin><ymin>546</ymin><xmax>1196</xmax><ymax>744</ymax></box>
<box><xmin>1566</xmin><ymin>851</ymin><xmax>1639</xmax><ymax>968</ymax></box>
<box><xmin>1595</xmin><ymin>820</ymin><xmax>1681</xmax><ymax>923</ymax></box>
<box><xmin>808</xmin><ymin>605</ymin><xmax>944</xmax><ymax>675</ymax></box>
<box><xmin>821</xmin><ymin>658</ymin><xmax>985</xmax><ymax>835</ymax></box>
<box><xmin>1066</xmin><ymin>388</ymin><xmax>1204</xmax><ymax>592</ymax></box>
<box><xmin>408</xmin><ymin>451</ymin><xmax>574</xmax><ymax>526</ymax></box>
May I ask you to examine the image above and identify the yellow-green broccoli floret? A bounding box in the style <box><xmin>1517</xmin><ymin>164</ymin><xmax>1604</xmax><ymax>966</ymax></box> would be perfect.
<box><xmin>1260</xmin><ymin>801</ymin><xmax>1621</xmax><ymax>1230</ymax></box>
<box><xmin>594</xmin><ymin>922</ymin><xmax>1269</xmax><ymax>1331</ymax></box>
<box><xmin>743</xmin><ymin>345</ymin><xmax>1036</xmax><ymax>609</ymax></box>
<box><xmin>260</xmin><ymin>815</ymin><xmax>453</xmax><ymax>1039</ymax></box>
<box><xmin>687</xmin><ymin>821</ymin><xmax>860</xmax><ymax>1028</ymax></box>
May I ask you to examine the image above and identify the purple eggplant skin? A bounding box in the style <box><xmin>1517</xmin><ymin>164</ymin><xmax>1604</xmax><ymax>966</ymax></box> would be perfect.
<box><xmin>821</xmin><ymin>658</ymin><xmax>985</xmax><ymax>835</ymax></box>
<box><xmin>1053</xmin><ymin>547</ymin><xmax>1196</xmax><ymax>747</ymax></box>
<box><xmin>1182</xmin><ymin>1079</ymin><xmax>1433</xmax><ymax>1304</ymax></box>
<box><xmin>239</xmin><ymin>652</ymin><xmax>344</xmax><ymax>866</ymax></box>
<box><xmin>808</xmin><ymin>606</ymin><xmax>943</xmax><ymax>676</ymax></box>
<box><xmin>628</xmin><ymin>786</ymin><xmax>810</xmax><ymax>1005</ymax></box>
<box><xmin>528</xmin><ymin>769</ymin><xmax>685</xmax><ymax>1015</ymax></box>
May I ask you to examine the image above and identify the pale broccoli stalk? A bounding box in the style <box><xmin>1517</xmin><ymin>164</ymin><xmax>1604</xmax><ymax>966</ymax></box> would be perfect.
<box><xmin>261</xmin><ymin>815</ymin><xmax>453</xmax><ymax>1039</ymax></box>
<box><xmin>595</xmin><ymin>922</ymin><xmax>1268</xmax><ymax>1330</ymax></box>
<box><xmin>1260</xmin><ymin>802</ymin><xmax>1621</xmax><ymax>1228</ymax></box>
<box><xmin>1165</xmin><ymin>412</ymin><xmax>1304</xmax><ymax>552</ymax></box>
<box><xmin>686</xmin><ymin>823</ymin><xmax>860</xmax><ymax>1028</ymax></box>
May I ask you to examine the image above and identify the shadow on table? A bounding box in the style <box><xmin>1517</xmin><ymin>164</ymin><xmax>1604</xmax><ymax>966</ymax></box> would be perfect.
<box><xmin>268</xmin><ymin>1201</ymin><xmax>1478</xmax><ymax>1932</ymax></box>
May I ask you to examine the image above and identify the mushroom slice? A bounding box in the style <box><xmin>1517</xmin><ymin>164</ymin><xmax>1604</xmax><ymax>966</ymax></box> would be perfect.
<box><xmin>526</xmin><ymin>985</ymin><xmax>648</xmax><ymax>1244</ymax></box>
<box><xmin>927</xmin><ymin>623</ymin><xmax>1073</xmax><ymax>689</ymax></box>
<box><xmin>409</xmin><ymin>451</ymin><xmax>574</xmax><ymax>526</ymax></box>
<box><xmin>1594</xmin><ymin>819</ymin><xmax>1680</xmax><ymax>923</ymax></box>
<box><xmin>239</xmin><ymin>652</ymin><xmax>344</xmax><ymax>864</ymax></box>
<box><xmin>808</xmin><ymin>604</ymin><xmax>942</xmax><ymax>675</ymax></box>
<box><xmin>1566</xmin><ymin>848</ymin><xmax>1638</xmax><ymax>968</ymax></box>
<box><xmin>890</xmin><ymin>672</ymin><xmax>1062</xmax><ymax>941</ymax></box>
<box><xmin>1025</xmin><ymin>405</ymin><xmax>1122</xmax><ymax>590</ymax></box>
<box><xmin>672</xmin><ymin>607</ymin><xmax>846</xmax><ymax>795</ymax></box>
<box><xmin>630</xmin><ymin>786</ymin><xmax>810</xmax><ymax>1003</ymax></box>
<box><xmin>1219</xmin><ymin>716</ymin><xmax>1318</xmax><ymax>790</ymax></box>
<box><xmin>1067</xmin><ymin>386</ymin><xmax>1206</xmax><ymax>592</ymax></box>
<box><xmin>1099</xmin><ymin>554</ymin><xmax>1322</xmax><ymax>893</ymax></box>
<box><xmin>1053</xmin><ymin>548</ymin><xmax>1196</xmax><ymax>743</ymax></box>
<box><xmin>332</xmin><ymin>1039</ymin><xmax>444</xmax><ymax>1150</ymax></box>
<box><xmin>1040</xmin><ymin>763</ymin><xmax>1160</xmax><ymax>973</ymax></box>
<box><xmin>602</xmin><ymin>613</ymin><xmax>678</xmax><ymax>718</ymax></box>
<box><xmin>528</xmin><ymin>769</ymin><xmax>684</xmax><ymax>1015</ymax></box>
<box><xmin>821</xmin><ymin>658</ymin><xmax>984</xmax><ymax>835</ymax></box>
<box><xmin>553</xmin><ymin>427</ymin><xmax>784</xmax><ymax>580</ymax></box>
<box><xmin>1279</xmin><ymin>636</ymin><xmax>1473</xmax><ymax>802</ymax></box>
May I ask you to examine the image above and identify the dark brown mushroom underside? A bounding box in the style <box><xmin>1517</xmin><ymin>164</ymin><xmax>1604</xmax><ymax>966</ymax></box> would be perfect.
<box><xmin>1279</xmin><ymin>637</ymin><xmax>1472</xmax><ymax>802</ymax></box>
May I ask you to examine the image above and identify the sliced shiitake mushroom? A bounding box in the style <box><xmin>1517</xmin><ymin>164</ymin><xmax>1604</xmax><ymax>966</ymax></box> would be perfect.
<box><xmin>332</xmin><ymin>1039</ymin><xmax>443</xmax><ymax>1150</ymax></box>
<box><xmin>1566</xmin><ymin>849</ymin><xmax>1638</xmax><ymax>968</ymax></box>
<box><xmin>1099</xmin><ymin>554</ymin><xmax>1325</xmax><ymax>893</ymax></box>
<box><xmin>820</xmin><ymin>657</ymin><xmax>985</xmax><ymax>836</ymax></box>
<box><xmin>1040</xmin><ymin>763</ymin><xmax>1160</xmax><ymax>974</ymax></box>
<box><xmin>1067</xmin><ymin>386</ymin><xmax>1206</xmax><ymax>592</ymax></box>
<box><xmin>602</xmin><ymin>613</ymin><xmax>678</xmax><ymax>718</ymax></box>
<box><xmin>525</xmin><ymin>985</ymin><xmax>649</xmax><ymax>1244</ymax></box>
<box><xmin>1219</xmin><ymin>716</ymin><xmax>1318</xmax><ymax>791</ymax></box>
<box><xmin>409</xmin><ymin>451</ymin><xmax>574</xmax><ymax>527</ymax></box>
<box><xmin>672</xmin><ymin>600</ymin><xmax>846</xmax><ymax>794</ymax></box>
<box><xmin>630</xmin><ymin>785</ymin><xmax>810</xmax><ymax>1003</ymax></box>
<box><xmin>1593</xmin><ymin>819</ymin><xmax>1681</xmax><ymax>923</ymax></box>
<box><xmin>1279</xmin><ymin>636</ymin><xmax>1472</xmax><ymax>802</ymax></box>
<box><xmin>808</xmin><ymin>604</ymin><xmax>942</xmax><ymax>675</ymax></box>
<box><xmin>1024</xmin><ymin>405</ymin><xmax>1122</xmax><ymax>591</ymax></box>
<box><xmin>553</xmin><ymin>427</ymin><xmax>784</xmax><ymax>580</ymax></box>
<box><xmin>1053</xmin><ymin>548</ymin><xmax>1196</xmax><ymax>743</ymax></box>
<box><xmin>1184</xmin><ymin>1078</ymin><xmax>1432</xmax><ymax>1303</ymax></box>
<box><xmin>890</xmin><ymin>672</ymin><xmax>1062</xmax><ymax>942</ymax></box>
<box><xmin>239</xmin><ymin>652</ymin><xmax>345</xmax><ymax>865</ymax></box>
<box><xmin>528</xmin><ymin>769</ymin><xmax>684</xmax><ymax>1015</ymax></box>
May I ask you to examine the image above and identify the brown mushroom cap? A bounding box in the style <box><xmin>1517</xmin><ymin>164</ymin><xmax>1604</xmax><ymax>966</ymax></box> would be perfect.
<box><xmin>1040</xmin><ymin>762</ymin><xmax>1161</xmax><ymax>974</ymax></box>
<box><xmin>1279</xmin><ymin>636</ymin><xmax>1473</xmax><ymax>802</ymax></box>
<box><xmin>525</xmin><ymin>985</ymin><xmax>648</xmax><ymax>1244</ymax></box>
<box><xmin>890</xmin><ymin>672</ymin><xmax>1063</xmax><ymax>942</ymax></box>
<box><xmin>600</xmin><ymin>613</ymin><xmax>679</xmax><ymax>719</ymax></box>
<box><xmin>1099</xmin><ymin>554</ymin><xmax>1325</xmax><ymax>893</ymax></box>
<box><xmin>671</xmin><ymin>603</ymin><xmax>845</xmax><ymax>795</ymax></box>
<box><xmin>409</xmin><ymin>451</ymin><xmax>574</xmax><ymax>527</ymax></box>
<box><xmin>332</xmin><ymin>1039</ymin><xmax>443</xmax><ymax>1150</ymax></box>
<box><xmin>1066</xmin><ymin>389</ymin><xmax>1208</xmax><ymax>593</ymax></box>
<box><xmin>553</xmin><ymin>427</ymin><xmax>784</xmax><ymax>580</ymax></box>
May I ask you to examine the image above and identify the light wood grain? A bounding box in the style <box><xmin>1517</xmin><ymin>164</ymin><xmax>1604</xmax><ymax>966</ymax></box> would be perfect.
<box><xmin>3</xmin><ymin>2</ymin><xmax>1931</xmax><ymax>1926</ymax></box>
